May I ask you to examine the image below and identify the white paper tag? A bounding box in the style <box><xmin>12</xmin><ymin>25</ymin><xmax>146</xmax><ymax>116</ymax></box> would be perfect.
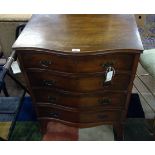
<box><xmin>105</xmin><ymin>70</ymin><xmax>113</xmax><ymax>82</ymax></box>
<box><xmin>11</xmin><ymin>61</ymin><xmax>21</xmax><ymax>74</ymax></box>
<box><xmin>72</xmin><ymin>49</ymin><xmax>80</xmax><ymax>52</ymax></box>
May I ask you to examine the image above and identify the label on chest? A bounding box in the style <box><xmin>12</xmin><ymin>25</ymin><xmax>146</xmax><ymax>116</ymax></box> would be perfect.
<box><xmin>11</xmin><ymin>61</ymin><xmax>21</xmax><ymax>74</ymax></box>
<box><xmin>105</xmin><ymin>67</ymin><xmax>115</xmax><ymax>82</ymax></box>
<box><xmin>72</xmin><ymin>49</ymin><xmax>80</xmax><ymax>52</ymax></box>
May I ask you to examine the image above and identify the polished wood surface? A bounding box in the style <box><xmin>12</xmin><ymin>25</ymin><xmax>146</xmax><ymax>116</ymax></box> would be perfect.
<box><xmin>33</xmin><ymin>88</ymin><xmax>127</xmax><ymax>109</ymax></box>
<box><xmin>19</xmin><ymin>50</ymin><xmax>134</xmax><ymax>73</ymax></box>
<box><xmin>37</xmin><ymin>105</ymin><xmax>122</xmax><ymax>123</ymax></box>
<box><xmin>27</xmin><ymin>69</ymin><xmax>131</xmax><ymax>92</ymax></box>
<box><xmin>13</xmin><ymin>14</ymin><xmax>143</xmax><ymax>53</ymax></box>
<box><xmin>13</xmin><ymin>15</ymin><xmax>143</xmax><ymax>140</ymax></box>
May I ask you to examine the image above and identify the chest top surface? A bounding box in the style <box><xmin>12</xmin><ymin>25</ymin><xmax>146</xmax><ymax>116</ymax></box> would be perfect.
<box><xmin>13</xmin><ymin>14</ymin><xmax>143</xmax><ymax>54</ymax></box>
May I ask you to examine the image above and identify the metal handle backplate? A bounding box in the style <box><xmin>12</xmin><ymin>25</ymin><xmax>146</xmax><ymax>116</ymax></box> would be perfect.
<box><xmin>50</xmin><ymin>112</ymin><xmax>59</xmax><ymax>118</ymax></box>
<box><xmin>43</xmin><ymin>80</ymin><xmax>55</xmax><ymax>87</ymax></box>
<box><xmin>40</xmin><ymin>60</ymin><xmax>52</xmax><ymax>67</ymax></box>
<box><xmin>102</xmin><ymin>62</ymin><xmax>114</xmax><ymax>68</ymax></box>
<box><xmin>98</xmin><ymin>114</ymin><xmax>108</xmax><ymax>120</ymax></box>
<box><xmin>48</xmin><ymin>96</ymin><xmax>57</xmax><ymax>103</ymax></box>
<box><xmin>98</xmin><ymin>98</ymin><xmax>111</xmax><ymax>105</ymax></box>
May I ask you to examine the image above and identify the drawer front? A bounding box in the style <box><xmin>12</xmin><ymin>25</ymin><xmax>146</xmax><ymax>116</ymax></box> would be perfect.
<box><xmin>27</xmin><ymin>70</ymin><xmax>131</xmax><ymax>92</ymax></box>
<box><xmin>79</xmin><ymin>110</ymin><xmax>122</xmax><ymax>123</ymax></box>
<box><xmin>20</xmin><ymin>51</ymin><xmax>134</xmax><ymax>73</ymax></box>
<box><xmin>33</xmin><ymin>89</ymin><xmax>127</xmax><ymax>109</ymax></box>
<box><xmin>37</xmin><ymin>106</ymin><xmax>79</xmax><ymax>122</ymax></box>
<box><xmin>36</xmin><ymin>105</ymin><xmax>121</xmax><ymax>123</ymax></box>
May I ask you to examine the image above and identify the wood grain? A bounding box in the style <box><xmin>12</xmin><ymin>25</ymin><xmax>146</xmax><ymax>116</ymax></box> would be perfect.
<box><xmin>13</xmin><ymin>14</ymin><xmax>143</xmax><ymax>53</ymax></box>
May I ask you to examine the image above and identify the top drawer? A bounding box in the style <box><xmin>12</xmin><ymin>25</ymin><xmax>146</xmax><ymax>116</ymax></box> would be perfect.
<box><xmin>18</xmin><ymin>51</ymin><xmax>134</xmax><ymax>73</ymax></box>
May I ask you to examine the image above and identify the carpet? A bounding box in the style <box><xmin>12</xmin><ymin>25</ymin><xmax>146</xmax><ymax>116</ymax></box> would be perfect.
<box><xmin>17</xmin><ymin>97</ymin><xmax>37</xmax><ymax>121</ymax></box>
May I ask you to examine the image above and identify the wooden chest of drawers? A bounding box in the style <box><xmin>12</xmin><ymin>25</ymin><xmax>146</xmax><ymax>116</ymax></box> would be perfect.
<box><xmin>12</xmin><ymin>14</ymin><xmax>143</xmax><ymax>140</ymax></box>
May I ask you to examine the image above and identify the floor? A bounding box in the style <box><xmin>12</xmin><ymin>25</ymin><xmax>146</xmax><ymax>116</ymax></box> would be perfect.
<box><xmin>0</xmin><ymin>63</ymin><xmax>154</xmax><ymax>141</ymax></box>
<box><xmin>134</xmin><ymin>63</ymin><xmax>155</xmax><ymax>120</ymax></box>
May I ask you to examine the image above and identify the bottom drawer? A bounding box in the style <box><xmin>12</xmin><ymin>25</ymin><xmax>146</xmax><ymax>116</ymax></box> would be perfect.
<box><xmin>80</xmin><ymin>111</ymin><xmax>122</xmax><ymax>123</ymax></box>
<box><xmin>37</xmin><ymin>105</ymin><xmax>78</xmax><ymax>122</ymax></box>
<box><xmin>36</xmin><ymin>105</ymin><xmax>122</xmax><ymax>123</ymax></box>
<box><xmin>33</xmin><ymin>88</ymin><xmax>127</xmax><ymax>109</ymax></box>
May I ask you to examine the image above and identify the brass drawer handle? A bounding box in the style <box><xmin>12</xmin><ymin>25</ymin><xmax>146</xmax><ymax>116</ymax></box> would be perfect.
<box><xmin>48</xmin><ymin>96</ymin><xmax>57</xmax><ymax>103</ymax></box>
<box><xmin>43</xmin><ymin>80</ymin><xmax>55</xmax><ymax>87</ymax></box>
<box><xmin>98</xmin><ymin>98</ymin><xmax>111</xmax><ymax>105</ymax></box>
<box><xmin>102</xmin><ymin>62</ymin><xmax>114</xmax><ymax>68</ymax></box>
<box><xmin>98</xmin><ymin>114</ymin><xmax>108</xmax><ymax>120</ymax></box>
<box><xmin>40</xmin><ymin>60</ymin><xmax>52</xmax><ymax>67</ymax></box>
<box><xmin>103</xmin><ymin>81</ymin><xmax>112</xmax><ymax>86</ymax></box>
<box><xmin>50</xmin><ymin>112</ymin><xmax>59</xmax><ymax>118</ymax></box>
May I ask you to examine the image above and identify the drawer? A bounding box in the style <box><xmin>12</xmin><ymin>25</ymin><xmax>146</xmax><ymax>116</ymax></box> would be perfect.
<box><xmin>36</xmin><ymin>105</ymin><xmax>122</xmax><ymax>123</ymax></box>
<box><xmin>27</xmin><ymin>70</ymin><xmax>131</xmax><ymax>92</ymax></box>
<box><xmin>79</xmin><ymin>110</ymin><xmax>122</xmax><ymax>123</ymax></box>
<box><xmin>33</xmin><ymin>88</ymin><xmax>127</xmax><ymax>109</ymax></box>
<box><xmin>37</xmin><ymin>105</ymin><xmax>79</xmax><ymax>122</ymax></box>
<box><xmin>19</xmin><ymin>51</ymin><xmax>134</xmax><ymax>73</ymax></box>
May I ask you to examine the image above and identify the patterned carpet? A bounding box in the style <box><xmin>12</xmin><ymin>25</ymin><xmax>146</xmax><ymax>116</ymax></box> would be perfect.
<box><xmin>0</xmin><ymin>121</ymin><xmax>42</xmax><ymax>140</ymax></box>
<box><xmin>0</xmin><ymin>122</ymin><xmax>12</xmax><ymax>140</ymax></box>
<box><xmin>10</xmin><ymin>122</ymin><xmax>42</xmax><ymax>141</ymax></box>
<box><xmin>0</xmin><ymin>119</ymin><xmax>154</xmax><ymax>141</ymax></box>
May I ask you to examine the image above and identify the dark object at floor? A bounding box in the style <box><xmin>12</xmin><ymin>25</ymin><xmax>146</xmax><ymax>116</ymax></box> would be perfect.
<box><xmin>127</xmin><ymin>93</ymin><xmax>145</xmax><ymax>118</ymax></box>
<box><xmin>124</xmin><ymin>118</ymin><xmax>154</xmax><ymax>141</ymax></box>
<box><xmin>17</xmin><ymin>97</ymin><xmax>37</xmax><ymax>121</ymax></box>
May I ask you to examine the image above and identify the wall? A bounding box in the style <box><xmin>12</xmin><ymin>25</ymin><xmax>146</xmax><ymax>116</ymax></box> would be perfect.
<box><xmin>135</xmin><ymin>14</ymin><xmax>155</xmax><ymax>50</ymax></box>
<box><xmin>0</xmin><ymin>14</ymin><xmax>31</xmax><ymax>57</ymax></box>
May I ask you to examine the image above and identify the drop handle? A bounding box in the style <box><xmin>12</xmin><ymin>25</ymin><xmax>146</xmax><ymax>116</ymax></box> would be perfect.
<box><xmin>50</xmin><ymin>112</ymin><xmax>59</xmax><ymax>118</ymax></box>
<box><xmin>98</xmin><ymin>98</ymin><xmax>111</xmax><ymax>105</ymax></box>
<box><xmin>40</xmin><ymin>60</ymin><xmax>52</xmax><ymax>67</ymax></box>
<box><xmin>98</xmin><ymin>114</ymin><xmax>108</xmax><ymax>120</ymax></box>
<box><xmin>48</xmin><ymin>96</ymin><xmax>57</xmax><ymax>103</ymax></box>
<box><xmin>43</xmin><ymin>80</ymin><xmax>55</xmax><ymax>87</ymax></box>
<box><xmin>102</xmin><ymin>62</ymin><xmax>114</xmax><ymax>68</ymax></box>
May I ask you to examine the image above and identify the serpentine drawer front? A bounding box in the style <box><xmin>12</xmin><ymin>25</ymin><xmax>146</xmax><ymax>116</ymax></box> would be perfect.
<box><xmin>20</xmin><ymin>51</ymin><xmax>134</xmax><ymax>73</ymax></box>
<box><xmin>13</xmin><ymin>14</ymin><xmax>143</xmax><ymax>140</ymax></box>
<box><xmin>37</xmin><ymin>105</ymin><xmax>122</xmax><ymax>123</ymax></box>
<box><xmin>33</xmin><ymin>88</ymin><xmax>127</xmax><ymax>109</ymax></box>
<box><xmin>26</xmin><ymin>70</ymin><xmax>131</xmax><ymax>92</ymax></box>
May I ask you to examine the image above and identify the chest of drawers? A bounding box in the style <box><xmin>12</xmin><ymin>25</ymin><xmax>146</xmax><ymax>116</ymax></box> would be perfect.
<box><xmin>12</xmin><ymin>14</ymin><xmax>143</xmax><ymax>140</ymax></box>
